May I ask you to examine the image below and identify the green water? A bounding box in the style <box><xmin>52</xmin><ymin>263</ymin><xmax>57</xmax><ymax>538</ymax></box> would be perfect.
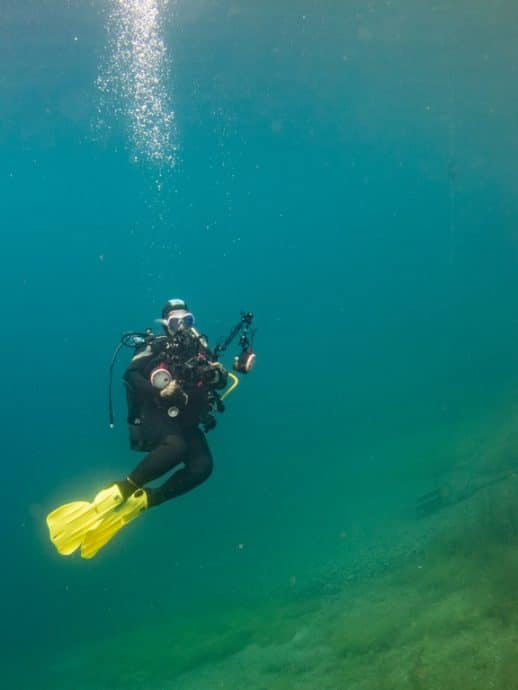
<box><xmin>2</xmin><ymin>1</ymin><xmax>518</xmax><ymax>688</ymax></box>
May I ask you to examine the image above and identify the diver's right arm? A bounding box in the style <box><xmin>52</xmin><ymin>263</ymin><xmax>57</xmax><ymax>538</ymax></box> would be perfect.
<box><xmin>123</xmin><ymin>346</ymin><xmax>158</xmax><ymax>397</ymax></box>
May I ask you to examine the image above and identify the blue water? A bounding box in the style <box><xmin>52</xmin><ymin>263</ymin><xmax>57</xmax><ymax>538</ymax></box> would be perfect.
<box><xmin>2</xmin><ymin>2</ymin><xmax>518</xmax><ymax>688</ymax></box>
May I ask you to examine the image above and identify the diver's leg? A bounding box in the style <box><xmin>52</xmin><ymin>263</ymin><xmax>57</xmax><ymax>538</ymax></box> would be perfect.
<box><xmin>78</xmin><ymin>433</ymin><xmax>188</xmax><ymax>558</ymax></box>
<box><xmin>147</xmin><ymin>428</ymin><xmax>213</xmax><ymax>507</ymax></box>
<box><xmin>123</xmin><ymin>430</ymin><xmax>188</xmax><ymax>495</ymax></box>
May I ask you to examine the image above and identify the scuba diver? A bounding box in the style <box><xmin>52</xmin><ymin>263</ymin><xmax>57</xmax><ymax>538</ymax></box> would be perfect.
<box><xmin>47</xmin><ymin>298</ymin><xmax>256</xmax><ymax>560</ymax></box>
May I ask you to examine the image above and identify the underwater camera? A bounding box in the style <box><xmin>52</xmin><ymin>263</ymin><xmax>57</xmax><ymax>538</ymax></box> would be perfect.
<box><xmin>108</xmin><ymin>311</ymin><xmax>257</xmax><ymax>427</ymax></box>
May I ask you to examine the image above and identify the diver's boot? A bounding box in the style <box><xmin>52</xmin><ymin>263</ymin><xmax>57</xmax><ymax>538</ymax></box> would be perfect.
<box><xmin>117</xmin><ymin>476</ymin><xmax>140</xmax><ymax>500</ymax></box>
<box><xmin>80</xmin><ymin>489</ymin><xmax>148</xmax><ymax>560</ymax></box>
<box><xmin>46</xmin><ymin>484</ymin><xmax>125</xmax><ymax>556</ymax></box>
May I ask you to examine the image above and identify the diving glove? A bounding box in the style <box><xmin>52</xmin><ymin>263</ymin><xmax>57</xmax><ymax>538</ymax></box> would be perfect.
<box><xmin>160</xmin><ymin>379</ymin><xmax>178</xmax><ymax>397</ymax></box>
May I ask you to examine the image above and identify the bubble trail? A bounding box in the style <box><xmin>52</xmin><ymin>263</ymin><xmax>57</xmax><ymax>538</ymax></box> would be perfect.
<box><xmin>98</xmin><ymin>0</ymin><xmax>176</xmax><ymax>165</ymax></box>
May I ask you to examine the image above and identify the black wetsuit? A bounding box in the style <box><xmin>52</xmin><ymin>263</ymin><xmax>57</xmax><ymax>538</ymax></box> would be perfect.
<box><xmin>122</xmin><ymin>329</ymin><xmax>228</xmax><ymax>507</ymax></box>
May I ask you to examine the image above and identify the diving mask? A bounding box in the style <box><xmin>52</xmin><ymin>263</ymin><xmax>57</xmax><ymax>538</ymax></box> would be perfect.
<box><xmin>166</xmin><ymin>311</ymin><xmax>195</xmax><ymax>332</ymax></box>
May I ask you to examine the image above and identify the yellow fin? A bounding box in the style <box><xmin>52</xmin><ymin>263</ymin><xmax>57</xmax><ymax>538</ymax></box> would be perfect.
<box><xmin>46</xmin><ymin>484</ymin><xmax>123</xmax><ymax>556</ymax></box>
<box><xmin>80</xmin><ymin>489</ymin><xmax>148</xmax><ymax>560</ymax></box>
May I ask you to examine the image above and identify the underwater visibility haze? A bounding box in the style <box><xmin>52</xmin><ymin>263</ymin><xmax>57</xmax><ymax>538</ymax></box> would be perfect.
<box><xmin>2</xmin><ymin>0</ymin><xmax>518</xmax><ymax>688</ymax></box>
